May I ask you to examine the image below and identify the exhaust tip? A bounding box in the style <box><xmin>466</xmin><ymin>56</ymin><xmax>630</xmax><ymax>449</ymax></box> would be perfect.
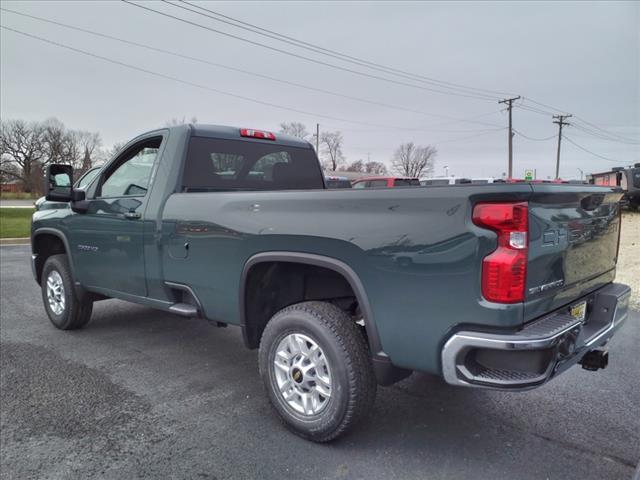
<box><xmin>579</xmin><ymin>349</ymin><xmax>609</xmax><ymax>371</ymax></box>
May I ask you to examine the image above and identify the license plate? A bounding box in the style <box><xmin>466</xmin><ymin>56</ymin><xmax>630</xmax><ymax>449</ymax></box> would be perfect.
<box><xmin>570</xmin><ymin>301</ymin><xmax>587</xmax><ymax>322</ymax></box>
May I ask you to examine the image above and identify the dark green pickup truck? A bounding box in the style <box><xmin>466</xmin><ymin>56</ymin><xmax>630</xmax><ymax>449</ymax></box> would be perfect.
<box><xmin>32</xmin><ymin>124</ymin><xmax>631</xmax><ymax>441</ymax></box>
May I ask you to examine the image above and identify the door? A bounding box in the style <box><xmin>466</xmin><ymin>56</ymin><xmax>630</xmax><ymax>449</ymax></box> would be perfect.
<box><xmin>69</xmin><ymin>137</ymin><xmax>162</xmax><ymax>296</ymax></box>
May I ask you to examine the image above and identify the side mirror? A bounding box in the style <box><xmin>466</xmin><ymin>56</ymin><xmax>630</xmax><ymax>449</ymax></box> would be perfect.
<box><xmin>45</xmin><ymin>164</ymin><xmax>74</xmax><ymax>202</ymax></box>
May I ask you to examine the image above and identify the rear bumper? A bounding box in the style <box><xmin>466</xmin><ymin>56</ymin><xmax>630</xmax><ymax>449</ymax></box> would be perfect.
<box><xmin>441</xmin><ymin>282</ymin><xmax>631</xmax><ymax>390</ymax></box>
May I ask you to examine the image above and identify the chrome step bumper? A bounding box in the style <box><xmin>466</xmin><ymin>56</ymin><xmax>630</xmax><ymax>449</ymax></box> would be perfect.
<box><xmin>441</xmin><ymin>283</ymin><xmax>631</xmax><ymax>390</ymax></box>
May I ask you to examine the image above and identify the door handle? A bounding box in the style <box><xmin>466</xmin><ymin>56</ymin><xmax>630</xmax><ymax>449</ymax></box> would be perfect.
<box><xmin>124</xmin><ymin>211</ymin><xmax>141</xmax><ymax>220</ymax></box>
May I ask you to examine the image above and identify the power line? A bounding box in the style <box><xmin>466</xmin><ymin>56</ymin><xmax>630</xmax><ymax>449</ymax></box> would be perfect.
<box><xmin>563</xmin><ymin>136</ymin><xmax>630</xmax><ymax>164</ymax></box>
<box><xmin>516</xmin><ymin>105</ymin><xmax>557</xmax><ymax>116</ymax></box>
<box><xmin>346</xmin><ymin>127</ymin><xmax>505</xmax><ymax>150</ymax></box>
<box><xmin>513</xmin><ymin>129</ymin><xmax>555</xmax><ymax>141</ymax></box>
<box><xmin>171</xmin><ymin>0</ymin><xmax>511</xmax><ymax>99</ymax></box>
<box><xmin>136</xmin><ymin>1</ymin><xmax>640</xmax><ymax>146</ymax></box>
<box><xmin>573</xmin><ymin>116</ymin><xmax>639</xmax><ymax>143</ymax></box>
<box><xmin>570</xmin><ymin>122</ymin><xmax>640</xmax><ymax>145</ymax></box>
<box><xmin>0</xmin><ymin>24</ymin><xmax>507</xmax><ymax>135</ymax></box>
<box><xmin>177</xmin><ymin>0</ymin><xmax>640</xmax><ymax>144</ymax></box>
<box><xmin>433</xmin><ymin>128</ymin><xmax>506</xmax><ymax>145</ymax></box>
<box><xmin>0</xmin><ymin>7</ymin><xmax>504</xmax><ymax>129</ymax></box>
<box><xmin>520</xmin><ymin>97</ymin><xmax>640</xmax><ymax>144</ymax></box>
<box><xmin>520</xmin><ymin>97</ymin><xmax>566</xmax><ymax>115</ymax></box>
<box><xmin>120</xmin><ymin>0</ymin><xmax>499</xmax><ymax>102</ymax></box>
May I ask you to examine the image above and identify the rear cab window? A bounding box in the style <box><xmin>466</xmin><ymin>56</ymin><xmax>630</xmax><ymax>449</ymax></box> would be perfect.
<box><xmin>182</xmin><ymin>137</ymin><xmax>324</xmax><ymax>191</ymax></box>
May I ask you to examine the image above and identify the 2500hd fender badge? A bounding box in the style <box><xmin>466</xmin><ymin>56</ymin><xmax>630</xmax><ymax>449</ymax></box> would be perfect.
<box><xmin>528</xmin><ymin>279</ymin><xmax>564</xmax><ymax>295</ymax></box>
<box><xmin>77</xmin><ymin>244</ymin><xmax>99</xmax><ymax>252</ymax></box>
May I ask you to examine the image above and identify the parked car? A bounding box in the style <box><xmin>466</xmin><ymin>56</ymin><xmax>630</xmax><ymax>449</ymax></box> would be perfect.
<box><xmin>34</xmin><ymin>165</ymin><xmax>102</xmax><ymax>211</ymax></box>
<box><xmin>420</xmin><ymin>176</ymin><xmax>497</xmax><ymax>186</ymax></box>
<box><xmin>324</xmin><ymin>175</ymin><xmax>352</xmax><ymax>188</ymax></box>
<box><xmin>32</xmin><ymin>124</ymin><xmax>630</xmax><ymax>442</ymax></box>
<box><xmin>351</xmin><ymin>176</ymin><xmax>420</xmax><ymax>188</ymax></box>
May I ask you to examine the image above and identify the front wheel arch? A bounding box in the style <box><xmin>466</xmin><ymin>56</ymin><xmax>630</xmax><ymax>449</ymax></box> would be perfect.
<box><xmin>32</xmin><ymin>229</ymin><xmax>73</xmax><ymax>285</ymax></box>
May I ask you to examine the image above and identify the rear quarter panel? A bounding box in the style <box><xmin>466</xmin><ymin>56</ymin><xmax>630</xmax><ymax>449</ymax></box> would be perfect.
<box><xmin>161</xmin><ymin>184</ymin><xmax>532</xmax><ymax>373</ymax></box>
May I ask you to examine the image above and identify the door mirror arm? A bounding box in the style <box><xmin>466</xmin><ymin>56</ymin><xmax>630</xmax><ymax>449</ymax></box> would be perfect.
<box><xmin>70</xmin><ymin>190</ymin><xmax>89</xmax><ymax>214</ymax></box>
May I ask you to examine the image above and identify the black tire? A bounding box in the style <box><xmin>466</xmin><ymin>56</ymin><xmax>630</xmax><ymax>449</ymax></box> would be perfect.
<box><xmin>41</xmin><ymin>254</ymin><xmax>93</xmax><ymax>330</ymax></box>
<box><xmin>259</xmin><ymin>301</ymin><xmax>376</xmax><ymax>442</ymax></box>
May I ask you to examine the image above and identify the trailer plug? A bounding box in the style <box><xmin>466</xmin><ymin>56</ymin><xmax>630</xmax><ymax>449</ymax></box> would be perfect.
<box><xmin>579</xmin><ymin>349</ymin><xmax>609</xmax><ymax>371</ymax></box>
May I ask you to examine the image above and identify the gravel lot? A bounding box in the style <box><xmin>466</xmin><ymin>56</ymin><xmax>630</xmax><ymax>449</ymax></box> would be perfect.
<box><xmin>1</xmin><ymin>241</ymin><xmax>639</xmax><ymax>480</ymax></box>
<box><xmin>617</xmin><ymin>211</ymin><xmax>640</xmax><ymax>310</ymax></box>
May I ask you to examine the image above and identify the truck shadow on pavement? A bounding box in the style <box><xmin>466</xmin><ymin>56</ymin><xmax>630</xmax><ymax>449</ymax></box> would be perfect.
<box><xmin>69</xmin><ymin>300</ymin><xmax>638</xmax><ymax>477</ymax></box>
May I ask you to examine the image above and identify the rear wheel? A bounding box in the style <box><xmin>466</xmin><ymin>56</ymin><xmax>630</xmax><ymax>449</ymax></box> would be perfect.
<box><xmin>259</xmin><ymin>301</ymin><xmax>376</xmax><ymax>442</ymax></box>
<box><xmin>41</xmin><ymin>254</ymin><xmax>93</xmax><ymax>330</ymax></box>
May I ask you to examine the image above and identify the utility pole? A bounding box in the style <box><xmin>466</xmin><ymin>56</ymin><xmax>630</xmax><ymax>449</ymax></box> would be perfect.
<box><xmin>316</xmin><ymin>123</ymin><xmax>320</xmax><ymax>153</ymax></box>
<box><xmin>553</xmin><ymin>114</ymin><xmax>572</xmax><ymax>180</ymax></box>
<box><xmin>499</xmin><ymin>96</ymin><xmax>520</xmax><ymax>179</ymax></box>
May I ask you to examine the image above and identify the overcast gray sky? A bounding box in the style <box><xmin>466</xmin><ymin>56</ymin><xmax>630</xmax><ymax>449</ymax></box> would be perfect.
<box><xmin>1</xmin><ymin>0</ymin><xmax>638</xmax><ymax>179</ymax></box>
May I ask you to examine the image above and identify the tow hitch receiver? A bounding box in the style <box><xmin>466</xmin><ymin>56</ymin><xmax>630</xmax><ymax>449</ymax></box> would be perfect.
<box><xmin>580</xmin><ymin>350</ymin><xmax>609</xmax><ymax>371</ymax></box>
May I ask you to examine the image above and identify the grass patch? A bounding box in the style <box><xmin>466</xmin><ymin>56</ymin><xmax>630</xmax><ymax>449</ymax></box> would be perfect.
<box><xmin>0</xmin><ymin>192</ymin><xmax>38</xmax><ymax>200</ymax></box>
<box><xmin>0</xmin><ymin>208</ymin><xmax>34</xmax><ymax>238</ymax></box>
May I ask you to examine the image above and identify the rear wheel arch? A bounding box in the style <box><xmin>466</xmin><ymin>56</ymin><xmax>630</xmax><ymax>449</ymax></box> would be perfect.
<box><xmin>239</xmin><ymin>252</ymin><xmax>384</xmax><ymax>356</ymax></box>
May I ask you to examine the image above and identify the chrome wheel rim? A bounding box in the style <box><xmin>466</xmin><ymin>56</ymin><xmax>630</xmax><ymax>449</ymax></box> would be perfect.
<box><xmin>273</xmin><ymin>333</ymin><xmax>332</xmax><ymax>416</ymax></box>
<box><xmin>46</xmin><ymin>270</ymin><xmax>65</xmax><ymax>315</ymax></box>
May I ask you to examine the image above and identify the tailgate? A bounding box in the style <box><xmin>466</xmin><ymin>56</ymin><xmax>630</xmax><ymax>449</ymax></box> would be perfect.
<box><xmin>524</xmin><ymin>185</ymin><xmax>623</xmax><ymax>321</ymax></box>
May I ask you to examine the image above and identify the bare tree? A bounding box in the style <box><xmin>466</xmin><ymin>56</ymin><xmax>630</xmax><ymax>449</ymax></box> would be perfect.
<box><xmin>391</xmin><ymin>142</ymin><xmax>436</xmax><ymax>178</ymax></box>
<box><xmin>365</xmin><ymin>161</ymin><xmax>387</xmax><ymax>175</ymax></box>
<box><xmin>0</xmin><ymin>119</ymin><xmax>46</xmax><ymax>193</ymax></box>
<box><xmin>42</xmin><ymin>118</ymin><xmax>70</xmax><ymax>165</ymax></box>
<box><xmin>165</xmin><ymin>116</ymin><xmax>198</xmax><ymax>127</ymax></box>
<box><xmin>320</xmin><ymin>131</ymin><xmax>345</xmax><ymax>171</ymax></box>
<box><xmin>346</xmin><ymin>160</ymin><xmax>365</xmax><ymax>172</ymax></box>
<box><xmin>41</xmin><ymin>118</ymin><xmax>101</xmax><ymax>172</ymax></box>
<box><xmin>103</xmin><ymin>142</ymin><xmax>125</xmax><ymax>161</ymax></box>
<box><xmin>279</xmin><ymin>121</ymin><xmax>310</xmax><ymax>140</ymax></box>
<box><xmin>1</xmin><ymin>118</ymin><xmax>103</xmax><ymax>192</ymax></box>
<box><xmin>0</xmin><ymin>161</ymin><xmax>20</xmax><ymax>184</ymax></box>
<box><xmin>72</xmin><ymin>130</ymin><xmax>102</xmax><ymax>174</ymax></box>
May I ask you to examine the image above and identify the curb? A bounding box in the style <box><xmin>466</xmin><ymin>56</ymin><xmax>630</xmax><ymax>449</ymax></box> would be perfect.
<box><xmin>0</xmin><ymin>238</ymin><xmax>30</xmax><ymax>245</ymax></box>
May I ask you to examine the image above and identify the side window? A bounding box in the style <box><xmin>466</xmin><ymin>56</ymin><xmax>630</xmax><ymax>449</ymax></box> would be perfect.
<box><xmin>369</xmin><ymin>180</ymin><xmax>388</xmax><ymax>188</ymax></box>
<box><xmin>211</xmin><ymin>153</ymin><xmax>245</xmax><ymax>180</ymax></box>
<box><xmin>250</xmin><ymin>152</ymin><xmax>291</xmax><ymax>182</ymax></box>
<box><xmin>394</xmin><ymin>179</ymin><xmax>412</xmax><ymax>187</ymax></box>
<box><xmin>100</xmin><ymin>139</ymin><xmax>161</xmax><ymax>197</ymax></box>
<box><xmin>76</xmin><ymin>168</ymin><xmax>100</xmax><ymax>189</ymax></box>
<box><xmin>352</xmin><ymin>181</ymin><xmax>367</xmax><ymax>189</ymax></box>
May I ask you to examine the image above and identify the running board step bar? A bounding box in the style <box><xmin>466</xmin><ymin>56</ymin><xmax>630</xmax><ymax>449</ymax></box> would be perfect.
<box><xmin>169</xmin><ymin>303</ymin><xmax>198</xmax><ymax>317</ymax></box>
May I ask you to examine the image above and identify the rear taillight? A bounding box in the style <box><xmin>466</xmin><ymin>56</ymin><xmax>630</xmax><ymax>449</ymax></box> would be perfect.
<box><xmin>240</xmin><ymin>128</ymin><xmax>276</xmax><ymax>140</ymax></box>
<box><xmin>472</xmin><ymin>202</ymin><xmax>528</xmax><ymax>303</ymax></box>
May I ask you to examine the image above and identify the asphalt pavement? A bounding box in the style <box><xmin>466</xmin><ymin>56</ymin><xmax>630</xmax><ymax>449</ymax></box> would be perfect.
<box><xmin>1</xmin><ymin>244</ymin><xmax>638</xmax><ymax>480</ymax></box>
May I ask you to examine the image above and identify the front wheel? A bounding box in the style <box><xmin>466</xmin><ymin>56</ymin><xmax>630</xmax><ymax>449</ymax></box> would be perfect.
<box><xmin>41</xmin><ymin>254</ymin><xmax>93</xmax><ymax>330</ymax></box>
<box><xmin>258</xmin><ymin>301</ymin><xmax>376</xmax><ymax>442</ymax></box>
